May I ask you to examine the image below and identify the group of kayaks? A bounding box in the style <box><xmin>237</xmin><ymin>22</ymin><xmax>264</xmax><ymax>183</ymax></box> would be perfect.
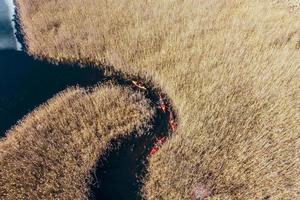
<box><xmin>131</xmin><ymin>80</ymin><xmax>177</xmax><ymax>156</ymax></box>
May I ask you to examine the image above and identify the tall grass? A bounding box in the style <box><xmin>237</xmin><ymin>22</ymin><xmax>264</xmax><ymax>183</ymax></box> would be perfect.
<box><xmin>15</xmin><ymin>0</ymin><xmax>300</xmax><ymax>199</ymax></box>
<box><xmin>0</xmin><ymin>85</ymin><xmax>153</xmax><ymax>200</ymax></box>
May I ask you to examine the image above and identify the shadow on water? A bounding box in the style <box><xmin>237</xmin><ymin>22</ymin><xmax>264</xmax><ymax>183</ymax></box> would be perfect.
<box><xmin>0</xmin><ymin>50</ymin><xmax>104</xmax><ymax>135</ymax></box>
<box><xmin>0</xmin><ymin>50</ymin><xmax>172</xmax><ymax>200</ymax></box>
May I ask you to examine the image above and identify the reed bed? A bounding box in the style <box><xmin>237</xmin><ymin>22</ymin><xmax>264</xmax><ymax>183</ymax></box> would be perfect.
<box><xmin>0</xmin><ymin>85</ymin><xmax>153</xmax><ymax>200</ymax></box>
<box><xmin>14</xmin><ymin>0</ymin><xmax>300</xmax><ymax>199</ymax></box>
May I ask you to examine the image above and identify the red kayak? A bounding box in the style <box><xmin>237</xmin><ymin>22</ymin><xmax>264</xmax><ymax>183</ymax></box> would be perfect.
<box><xmin>149</xmin><ymin>137</ymin><xmax>167</xmax><ymax>156</ymax></box>
<box><xmin>168</xmin><ymin>109</ymin><xmax>177</xmax><ymax>132</ymax></box>
<box><xmin>158</xmin><ymin>94</ymin><xmax>167</xmax><ymax>113</ymax></box>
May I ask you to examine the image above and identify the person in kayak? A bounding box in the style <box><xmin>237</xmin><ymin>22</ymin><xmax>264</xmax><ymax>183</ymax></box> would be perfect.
<box><xmin>158</xmin><ymin>94</ymin><xmax>168</xmax><ymax>113</ymax></box>
<box><xmin>149</xmin><ymin>137</ymin><xmax>167</xmax><ymax>156</ymax></box>
<box><xmin>168</xmin><ymin>108</ymin><xmax>177</xmax><ymax>132</ymax></box>
<box><xmin>132</xmin><ymin>80</ymin><xmax>147</xmax><ymax>90</ymax></box>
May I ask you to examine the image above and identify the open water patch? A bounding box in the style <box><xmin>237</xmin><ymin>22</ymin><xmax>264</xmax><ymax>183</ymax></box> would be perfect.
<box><xmin>0</xmin><ymin>50</ymin><xmax>104</xmax><ymax>135</ymax></box>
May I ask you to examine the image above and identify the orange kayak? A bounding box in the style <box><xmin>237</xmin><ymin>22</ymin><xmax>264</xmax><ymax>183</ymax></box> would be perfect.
<box><xmin>149</xmin><ymin>137</ymin><xmax>167</xmax><ymax>156</ymax></box>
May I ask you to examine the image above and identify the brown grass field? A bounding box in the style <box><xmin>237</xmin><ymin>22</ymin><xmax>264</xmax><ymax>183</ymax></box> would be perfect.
<box><xmin>10</xmin><ymin>0</ymin><xmax>300</xmax><ymax>199</ymax></box>
<box><xmin>0</xmin><ymin>85</ymin><xmax>153</xmax><ymax>199</ymax></box>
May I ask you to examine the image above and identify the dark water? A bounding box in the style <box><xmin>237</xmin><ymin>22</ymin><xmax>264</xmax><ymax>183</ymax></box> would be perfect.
<box><xmin>90</xmin><ymin>107</ymin><xmax>168</xmax><ymax>200</ymax></box>
<box><xmin>0</xmin><ymin>50</ymin><xmax>103</xmax><ymax>135</ymax></box>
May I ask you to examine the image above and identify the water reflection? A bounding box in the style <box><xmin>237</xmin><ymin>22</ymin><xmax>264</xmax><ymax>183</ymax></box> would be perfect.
<box><xmin>0</xmin><ymin>0</ymin><xmax>18</xmax><ymax>49</ymax></box>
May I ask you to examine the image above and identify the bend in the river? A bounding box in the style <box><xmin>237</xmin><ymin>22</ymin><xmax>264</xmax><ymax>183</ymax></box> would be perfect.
<box><xmin>0</xmin><ymin>1</ymin><xmax>177</xmax><ymax>199</ymax></box>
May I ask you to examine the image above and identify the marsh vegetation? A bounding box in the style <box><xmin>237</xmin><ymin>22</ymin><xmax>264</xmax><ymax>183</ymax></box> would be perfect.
<box><xmin>4</xmin><ymin>0</ymin><xmax>300</xmax><ymax>199</ymax></box>
<box><xmin>0</xmin><ymin>85</ymin><xmax>153</xmax><ymax>199</ymax></box>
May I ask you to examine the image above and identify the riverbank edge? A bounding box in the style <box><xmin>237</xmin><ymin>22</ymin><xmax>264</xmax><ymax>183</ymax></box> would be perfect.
<box><xmin>13</xmin><ymin>0</ymin><xmax>26</xmax><ymax>51</ymax></box>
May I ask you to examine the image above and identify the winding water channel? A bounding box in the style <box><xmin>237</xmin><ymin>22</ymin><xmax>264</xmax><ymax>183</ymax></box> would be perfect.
<box><xmin>0</xmin><ymin>1</ymin><xmax>172</xmax><ymax>199</ymax></box>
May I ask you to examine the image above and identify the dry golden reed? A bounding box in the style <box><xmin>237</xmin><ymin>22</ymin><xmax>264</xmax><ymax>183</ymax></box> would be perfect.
<box><xmin>14</xmin><ymin>0</ymin><xmax>300</xmax><ymax>199</ymax></box>
<box><xmin>0</xmin><ymin>85</ymin><xmax>153</xmax><ymax>200</ymax></box>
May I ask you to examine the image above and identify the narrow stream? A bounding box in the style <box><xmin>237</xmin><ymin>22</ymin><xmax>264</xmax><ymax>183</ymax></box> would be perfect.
<box><xmin>0</xmin><ymin>50</ymin><xmax>169</xmax><ymax>199</ymax></box>
<box><xmin>0</xmin><ymin>1</ymin><xmax>173</xmax><ymax>199</ymax></box>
